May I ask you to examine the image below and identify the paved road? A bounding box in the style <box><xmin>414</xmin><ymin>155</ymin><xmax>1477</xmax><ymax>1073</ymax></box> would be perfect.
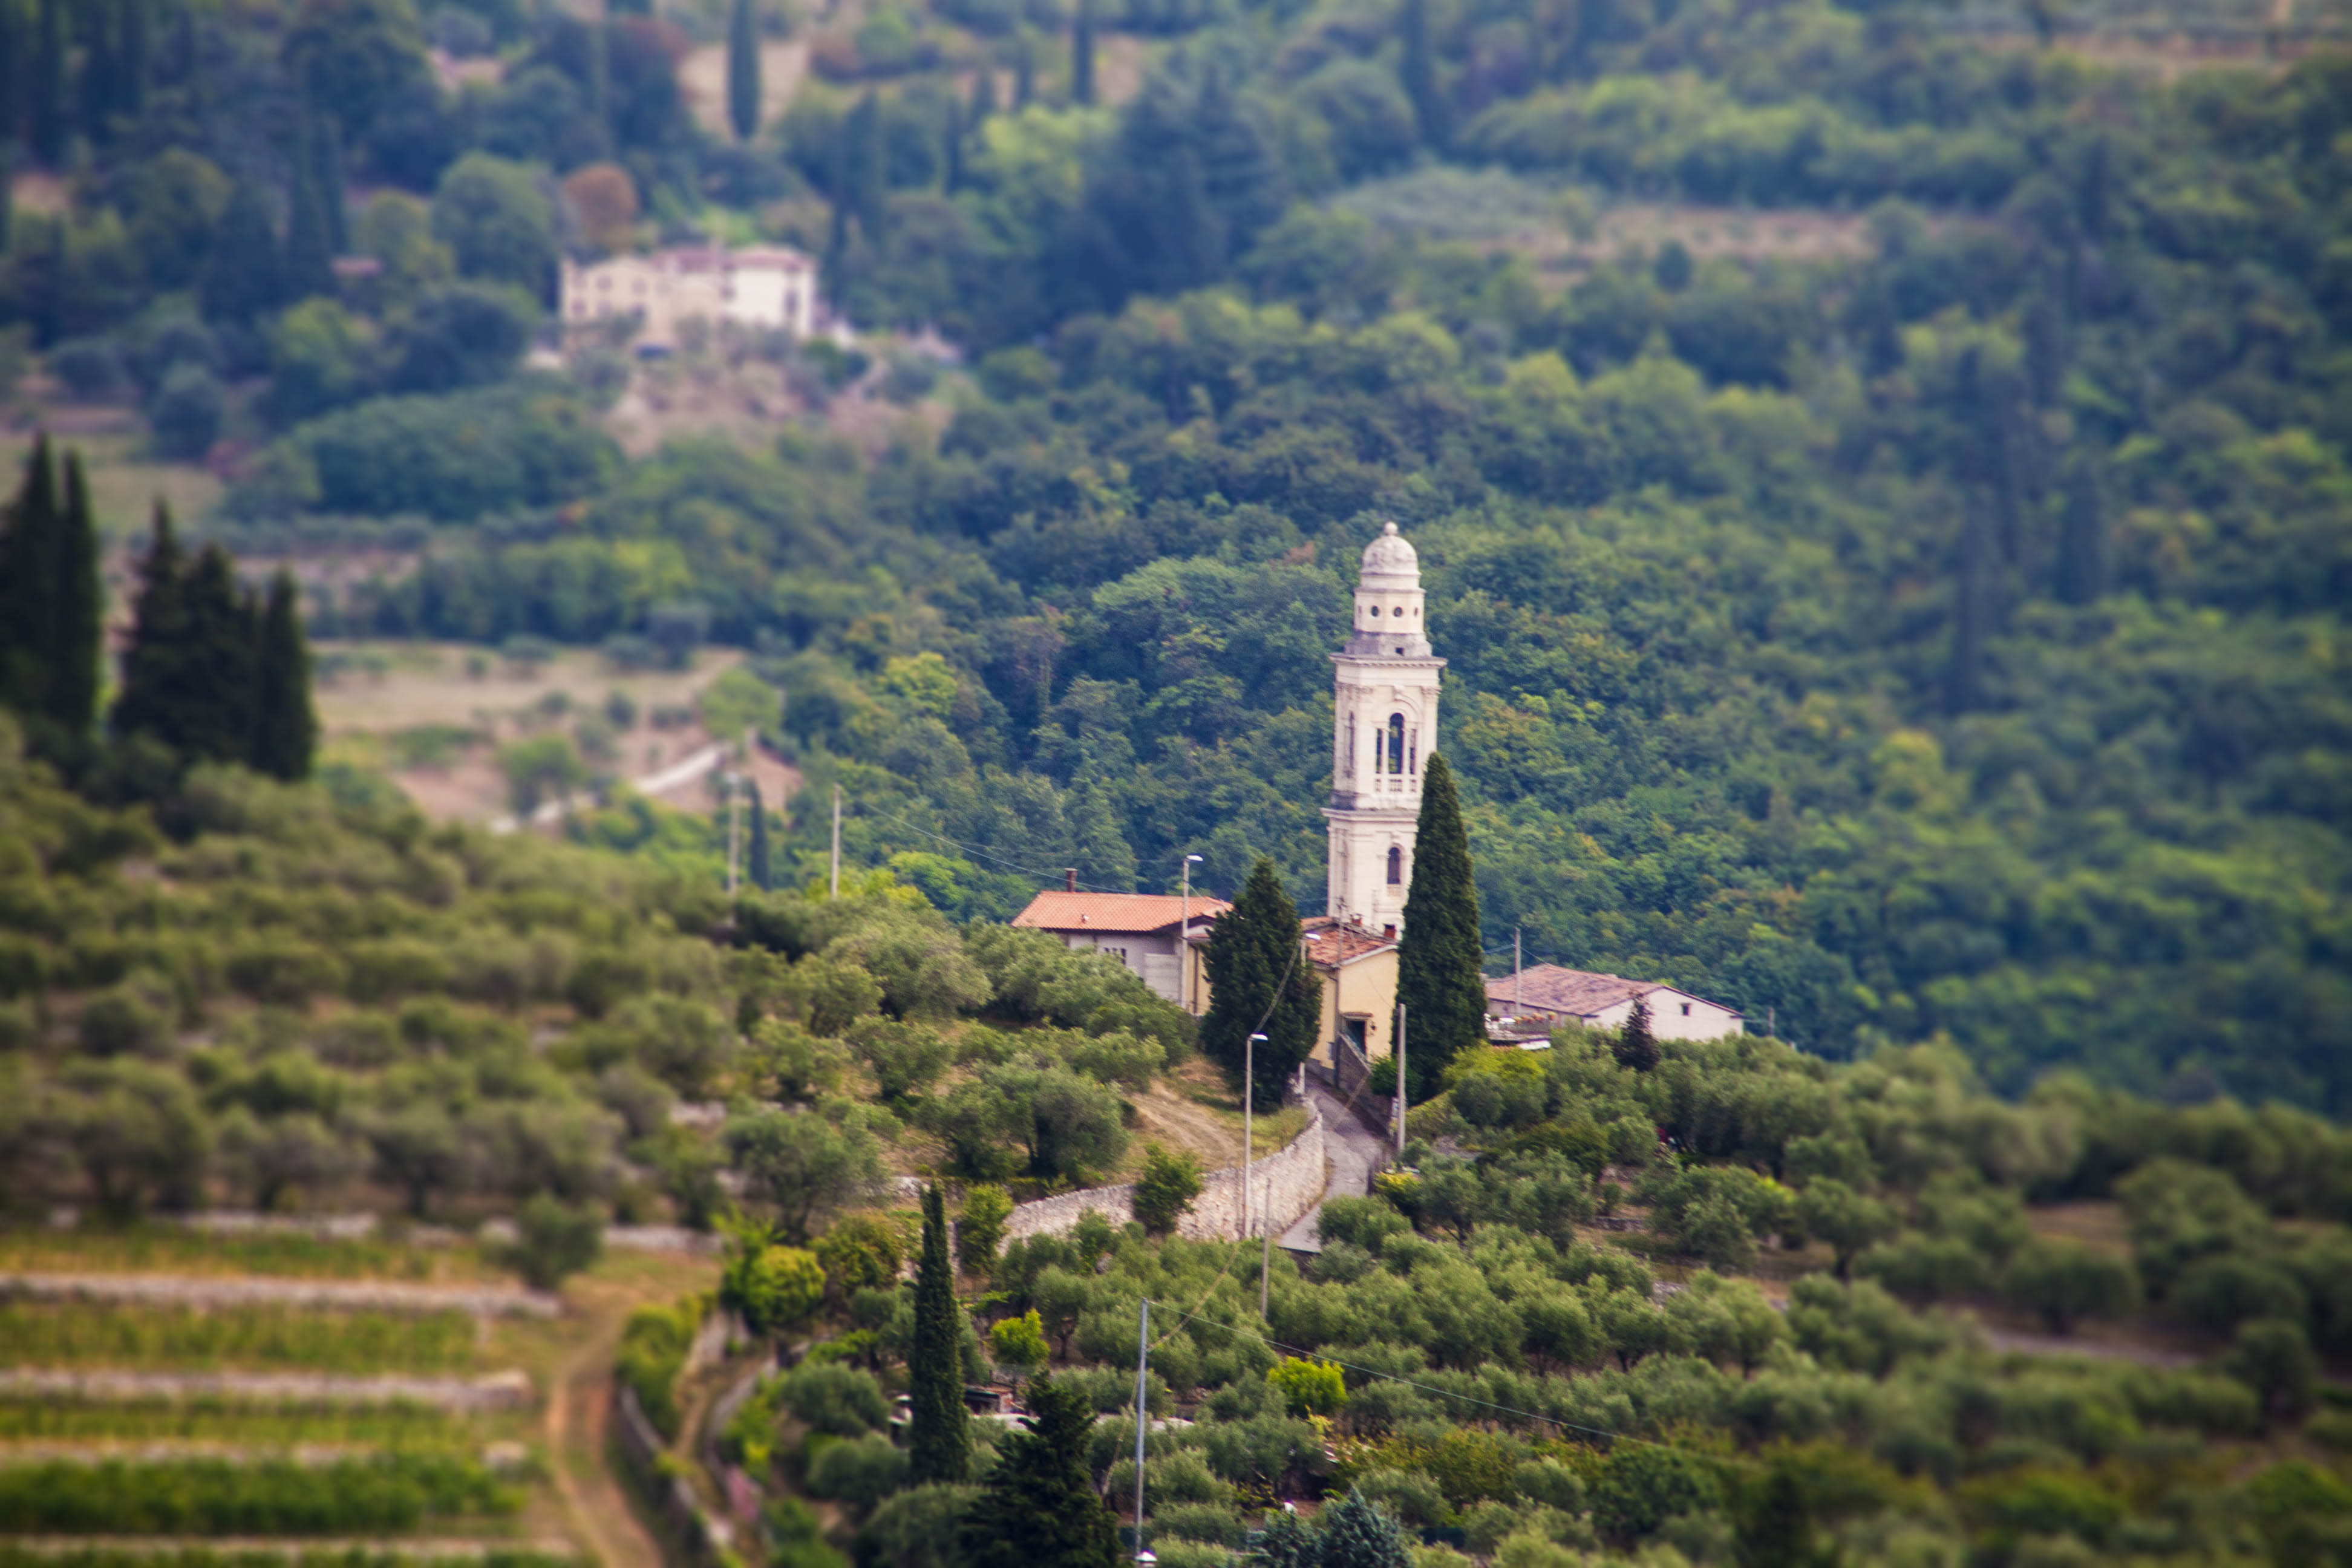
<box><xmin>1277</xmin><ymin>1082</ymin><xmax>1389</xmax><ymax>1253</ymax></box>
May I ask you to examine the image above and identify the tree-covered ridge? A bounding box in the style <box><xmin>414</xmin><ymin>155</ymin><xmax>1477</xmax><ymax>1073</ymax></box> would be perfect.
<box><xmin>4</xmin><ymin>0</ymin><xmax>2348</xmax><ymax>1110</ymax></box>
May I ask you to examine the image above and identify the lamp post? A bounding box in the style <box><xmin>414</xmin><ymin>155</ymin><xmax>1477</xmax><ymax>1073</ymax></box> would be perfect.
<box><xmin>1244</xmin><ymin>1031</ymin><xmax>1266</xmax><ymax>1243</ymax></box>
<box><xmin>1180</xmin><ymin>854</ymin><xmax>1203</xmax><ymax>1014</ymax></box>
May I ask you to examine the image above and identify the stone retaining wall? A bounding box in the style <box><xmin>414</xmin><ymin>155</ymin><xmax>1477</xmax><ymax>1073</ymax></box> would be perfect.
<box><xmin>0</xmin><ymin>1272</ymin><xmax>559</xmax><ymax>1318</ymax></box>
<box><xmin>1004</xmin><ymin>1105</ymin><xmax>1326</xmax><ymax>1244</ymax></box>
<box><xmin>0</xmin><ymin>1368</ymin><xmax>535</xmax><ymax>1411</ymax></box>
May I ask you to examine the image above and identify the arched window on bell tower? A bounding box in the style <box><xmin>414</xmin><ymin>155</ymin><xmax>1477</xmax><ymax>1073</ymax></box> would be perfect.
<box><xmin>1387</xmin><ymin>713</ymin><xmax>1405</xmax><ymax>774</ymax></box>
<box><xmin>1386</xmin><ymin>846</ymin><xmax>1403</xmax><ymax>884</ymax></box>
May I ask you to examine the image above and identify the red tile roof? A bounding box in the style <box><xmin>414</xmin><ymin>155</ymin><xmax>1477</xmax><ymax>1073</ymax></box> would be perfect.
<box><xmin>1485</xmin><ymin>964</ymin><xmax>1664</xmax><ymax>1018</ymax></box>
<box><xmin>1299</xmin><ymin>916</ymin><xmax>1397</xmax><ymax>969</ymax></box>
<box><xmin>1011</xmin><ymin>891</ymin><xmax>1232</xmax><ymax>935</ymax></box>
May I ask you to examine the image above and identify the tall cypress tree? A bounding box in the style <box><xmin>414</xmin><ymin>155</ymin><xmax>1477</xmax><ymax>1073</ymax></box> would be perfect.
<box><xmin>313</xmin><ymin>106</ymin><xmax>347</xmax><ymax>253</ymax></box>
<box><xmin>1399</xmin><ymin>0</ymin><xmax>1448</xmax><ymax>149</ymax></box>
<box><xmin>114</xmin><ymin>509</ymin><xmax>259</xmax><ymax>769</ymax></box>
<box><xmin>1201</xmin><ymin>857</ymin><xmax>1321</xmax><ymax>1107</ymax></box>
<box><xmin>2056</xmin><ymin>459</ymin><xmax>2105</xmax><ymax>606</ymax></box>
<box><xmin>971</xmin><ymin>62</ymin><xmax>998</xmax><ymax>126</ymax></box>
<box><xmin>0</xmin><ymin>436</ymin><xmax>61</xmax><ymax>727</ymax></box>
<box><xmin>1070</xmin><ymin>0</ymin><xmax>1094</xmax><ymax>106</ymax></box>
<box><xmin>110</xmin><ymin>502</ymin><xmax>188</xmax><ymax>750</ymax></box>
<box><xmin>959</xmin><ymin>1374</ymin><xmax>1119</xmax><ymax>1568</ymax></box>
<box><xmin>1395</xmin><ymin>753</ymin><xmax>1485</xmax><ymax>1100</ymax></box>
<box><xmin>200</xmin><ymin>182</ymin><xmax>284</xmax><ymax>325</ymax></box>
<box><xmin>284</xmin><ymin>110</ymin><xmax>338</xmax><ymax>302</ymax></box>
<box><xmin>29</xmin><ymin>0</ymin><xmax>60</xmax><ymax>165</ymax></box>
<box><xmin>727</xmin><ymin>0</ymin><xmax>760</xmax><ymax>143</ymax></box>
<box><xmin>51</xmin><ymin>447</ymin><xmax>101</xmax><ymax>740</ymax></box>
<box><xmin>908</xmin><ymin>1183</ymin><xmax>969</xmax><ymax>1485</ymax></box>
<box><xmin>250</xmin><ymin>570</ymin><xmax>316</xmax><ymax>782</ymax></box>
<box><xmin>746</xmin><ymin>779</ymin><xmax>771</xmax><ymax>890</ymax></box>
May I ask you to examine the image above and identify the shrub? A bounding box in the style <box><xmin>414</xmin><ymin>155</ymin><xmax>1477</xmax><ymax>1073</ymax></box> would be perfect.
<box><xmin>958</xmin><ymin>1184</ymin><xmax>1013</xmax><ymax>1272</ymax></box>
<box><xmin>988</xmin><ymin>1308</ymin><xmax>1049</xmax><ymax>1373</ymax></box>
<box><xmin>817</xmin><ymin>1215</ymin><xmax>904</xmax><ymax>1298</ymax></box>
<box><xmin>1589</xmin><ymin>1443</ymin><xmax>1722</xmax><ymax>1546</ymax></box>
<box><xmin>782</xmin><ymin>1361</ymin><xmax>890</xmax><ymax>1436</ymax></box>
<box><xmin>617</xmin><ymin>1298</ymin><xmax>702</xmax><ymax>1439</ymax></box>
<box><xmin>505</xmin><ymin>1194</ymin><xmax>603</xmax><ymax>1291</ymax></box>
<box><xmin>1134</xmin><ymin>1144</ymin><xmax>1204</xmax><ymax>1236</ymax></box>
<box><xmin>1999</xmin><ymin>1240</ymin><xmax>2141</xmax><ymax>1335</ymax></box>
<box><xmin>1266</xmin><ymin>1356</ymin><xmax>1347</xmax><ymax>1418</ymax></box>
<box><xmin>731</xmin><ymin>1243</ymin><xmax>826</xmax><ymax>1338</ymax></box>
<box><xmin>806</xmin><ymin>1432</ymin><xmax>909</xmax><ymax>1510</ymax></box>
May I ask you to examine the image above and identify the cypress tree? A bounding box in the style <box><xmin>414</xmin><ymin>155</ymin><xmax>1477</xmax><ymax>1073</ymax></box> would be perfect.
<box><xmin>1399</xmin><ymin>0</ymin><xmax>1448</xmax><ymax>149</ymax></box>
<box><xmin>1613</xmin><ymin>995</ymin><xmax>1659</xmax><ymax>1074</ymax></box>
<box><xmin>313</xmin><ymin>106</ymin><xmax>347</xmax><ymax>253</ymax></box>
<box><xmin>844</xmin><ymin>91</ymin><xmax>887</xmax><ymax>244</ymax></box>
<box><xmin>1070</xmin><ymin>0</ymin><xmax>1094</xmax><ymax>106</ymax></box>
<box><xmin>971</xmin><ymin>62</ymin><xmax>998</xmax><ymax>126</ymax></box>
<box><xmin>120</xmin><ymin>0</ymin><xmax>148</xmax><ymax>122</ymax></box>
<box><xmin>0</xmin><ymin>4</ymin><xmax>18</xmax><ymax>159</ymax></box>
<box><xmin>1013</xmin><ymin>32</ymin><xmax>1035</xmax><ymax>107</ymax></box>
<box><xmin>114</xmin><ymin>509</ymin><xmax>259</xmax><ymax>769</ymax></box>
<box><xmin>0</xmin><ymin>435</ymin><xmax>61</xmax><ymax>727</ymax></box>
<box><xmin>1394</xmin><ymin>753</ymin><xmax>1485</xmax><ymax>1100</ymax></box>
<box><xmin>746</xmin><ymin>779</ymin><xmax>771</xmax><ymax>890</ymax></box>
<box><xmin>284</xmin><ymin>111</ymin><xmax>338</xmax><ymax>302</ymax></box>
<box><xmin>908</xmin><ymin>1183</ymin><xmax>969</xmax><ymax>1485</ymax></box>
<box><xmin>727</xmin><ymin>0</ymin><xmax>760</xmax><ymax>143</ymax></box>
<box><xmin>2056</xmin><ymin>459</ymin><xmax>2105</xmax><ymax>606</ymax></box>
<box><xmin>250</xmin><ymin>570</ymin><xmax>316</xmax><ymax>781</ymax></box>
<box><xmin>51</xmin><ymin>447</ymin><xmax>100</xmax><ymax>740</ymax></box>
<box><xmin>110</xmin><ymin>502</ymin><xmax>188</xmax><ymax>750</ymax></box>
<box><xmin>959</xmin><ymin>1374</ymin><xmax>1119</xmax><ymax>1568</ymax></box>
<box><xmin>29</xmin><ymin>0</ymin><xmax>59</xmax><ymax>165</ymax></box>
<box><xmin>1201</xmin><ymin>857</ymin><xmax>1321</xmax><ymax>1108</ymax></box>
<box><xmin>200</xmin><ymin>182</ymin><xmax>284</xmax><ymax>325</ymax></box>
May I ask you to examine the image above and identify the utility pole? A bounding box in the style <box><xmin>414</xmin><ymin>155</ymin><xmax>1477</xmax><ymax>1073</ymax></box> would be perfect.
<box><xmin>829</xmin><ymin>783</ymin><xmax>842</xmax><ymax>899</ymax></box>
<box><xmin>1394</xmin><ymin>1002</ymin><xmax>1407</xmax><ymax>1157</ymax></box>
<box><xmin>1244</xmin><ymin>1033</ymin><xmax>1264</xmax><ymax>1243</ymax></box>
<box><xmin>1181</xmin><ymin>854</ymin><xmax>1203</xmax><ymax>1014</ymax></box>
<box><xmin>1131</xmin><ymin>1298</ymin><xmax>1151</xmax><ymax>1563</ymax></box>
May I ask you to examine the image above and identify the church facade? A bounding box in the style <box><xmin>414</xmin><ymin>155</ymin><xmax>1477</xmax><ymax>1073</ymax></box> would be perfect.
<box><xmin>1324</xmin><ymin>521</ymin><xmax>1443</xmax><ymax>936</ymax></box>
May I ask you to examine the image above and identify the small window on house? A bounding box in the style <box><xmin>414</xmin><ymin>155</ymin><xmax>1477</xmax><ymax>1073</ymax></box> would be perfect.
<box><xmin>1386</xmin><ymin>846</ymin><xmax>1402</xmax><ymax>884</ymax></box>
<box><xmin>1681</xmin><ymin>1002</ymin><xmax>1691</xmax><ymax>1016</ymax></box>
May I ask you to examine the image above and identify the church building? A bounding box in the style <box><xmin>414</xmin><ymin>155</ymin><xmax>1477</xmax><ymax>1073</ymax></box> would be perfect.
<box><xmin>1324</xmin><ymin>520</ymin><xmax>1443</xmax><ymax>938</ymax></box>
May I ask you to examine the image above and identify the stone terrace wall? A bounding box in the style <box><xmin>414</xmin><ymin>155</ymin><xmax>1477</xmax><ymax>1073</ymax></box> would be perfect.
<box><xmin>1004</xmin><ymin>1106</ymin><xmax>1325</xmax><ymax>1244</ymax></box>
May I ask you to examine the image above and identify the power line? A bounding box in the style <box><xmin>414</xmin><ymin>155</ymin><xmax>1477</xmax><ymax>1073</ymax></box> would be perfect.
<box><xmin>852</xmin><ymin>800</ymin><xmax>1145</xmax><ymax>895</ymax></box>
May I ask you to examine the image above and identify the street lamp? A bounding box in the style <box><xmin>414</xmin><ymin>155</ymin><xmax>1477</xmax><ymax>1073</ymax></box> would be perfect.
<box><xmin>1245</xmin><ymin>1031</ymin><xmax>1267</xmax><ymax>1243</ymax></box>
<box><xmin>1180</xmin><ymin>855</ymin><xmax>1204</xmax><ymax>1014</ymax></box>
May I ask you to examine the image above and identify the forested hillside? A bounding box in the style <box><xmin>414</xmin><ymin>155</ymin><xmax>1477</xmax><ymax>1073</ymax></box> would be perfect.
<box><xmin>4</xmin><ymin>0</ymin><xmax>2348</xmax><ymax>1110</ymax></box>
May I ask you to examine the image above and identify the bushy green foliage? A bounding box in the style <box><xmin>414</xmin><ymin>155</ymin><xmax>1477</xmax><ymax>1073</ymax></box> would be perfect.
<box><xmin>1134</xmin><ymin>1143</ymin><xmax>1204</xmax><ymax>1236</ymax></box>
<box><xmin>616</xmin><ymin>1296</ymin><xmax>703</xmax><ymax>1440</ymax></box>
<box><xmin>0</xmin><ymin>1452</ymin><xmax>511</xmax><ymax>1534</ymax></box>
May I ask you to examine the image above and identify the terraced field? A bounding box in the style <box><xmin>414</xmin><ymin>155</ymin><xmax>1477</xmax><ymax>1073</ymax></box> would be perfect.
<box><xmin>0</xmin><ymin>1227</ymin><xmax>717</xmax><ymax>1568</ymax></box>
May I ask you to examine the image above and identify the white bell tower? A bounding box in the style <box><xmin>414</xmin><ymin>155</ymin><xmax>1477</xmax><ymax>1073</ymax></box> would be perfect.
<box><xmin>1325</xmin><ymin>521</ymin><xmax>1444</xmax><ymax>935</ymax></box>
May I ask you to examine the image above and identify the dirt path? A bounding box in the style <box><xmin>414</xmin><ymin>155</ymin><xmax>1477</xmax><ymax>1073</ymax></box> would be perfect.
<box><xmin>545</xmin><ymin>1285</ymin><xmax>666</xmax><ymax>1568</ymax></box>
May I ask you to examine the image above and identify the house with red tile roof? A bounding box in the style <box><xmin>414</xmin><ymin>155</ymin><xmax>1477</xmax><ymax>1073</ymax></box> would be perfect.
<box><xmin>1486</xmin><ymin>963</ymin><xmax>1742</xmax><ymax>1044</ymax></box>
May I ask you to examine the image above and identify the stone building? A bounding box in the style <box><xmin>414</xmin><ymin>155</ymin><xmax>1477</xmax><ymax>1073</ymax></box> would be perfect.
<box><xmin>558</xmin><ymin>244</ymin><xmax>818</xmax><ymax>348</ymax></box>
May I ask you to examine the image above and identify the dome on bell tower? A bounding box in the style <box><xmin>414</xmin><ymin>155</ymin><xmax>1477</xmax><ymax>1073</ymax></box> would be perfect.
<box><xmin>1359</xmin><ymin>520</ymin><xmax>1419</xmax><ymax>587</ymax></box>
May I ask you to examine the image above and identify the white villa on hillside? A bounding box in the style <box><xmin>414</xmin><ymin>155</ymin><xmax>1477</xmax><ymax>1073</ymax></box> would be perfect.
<box><xmin>1488</xmin><ymin>964</ymin><xmax>1743</xmax><ymax>1044</ymax></box>
<box><xmin>559</xmin><ymin>244</ymin><xmax>818</xmax><ymax>348</ymax></box>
